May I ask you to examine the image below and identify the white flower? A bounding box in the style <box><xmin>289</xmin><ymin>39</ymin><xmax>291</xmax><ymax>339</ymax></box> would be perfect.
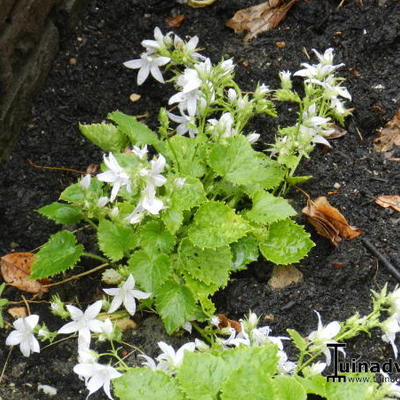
<box><xmin>182</xmin><ymin>321</ymin><xmax>192</xmax><ymax>334</ymax></box>
<box><xmin>247</xmin><ymin>132</ymin><xmax>260</xmax><ymax>144</ymax></box>
<box><xmin>307</xmin><ymin>311</ymin><xmax>342</xmax><ymax>366</ymax></box>
<box><xmin>37</xmin><ymin>384</ymin><xmax>57</xmax><ymax>396</ymax></box>
<box><xmin>210</xmin><ymin>315</ymin><xmax>221</xmax><ymax>327</ymax></box>
<box><xmin>73</xmin><ymin>358</ymin><xmax>122</xmax><ymax>400</ymax></box>
<box><xmin>381</xmin><ymin>315</ymin><xmax>400</xmax><ymax>358</ymax></box>
<box><xmin>220</xmin><ymin>59</ymin><xmax>235</xmax><ymax>75</ymax></box>
<box><xmin>194</xmin><ymin>338</ymin><xmax>209</xmax><ymax>351</ymax></box>
<box><xmin>81</xmin><ymin>174</ymin><xmax>91</xmax><ymax>189</ymax></box>
<box><xmin>140</xmin><ymin>184</ymin><xmax>165</xmax><ymax>215</ymax></box>
<box><xmin>227</xmin><ymin>88</ymin><xmax>237</xmax><ymax>102</ymax></box>
<box><xmin>124</xmin><ymin>203</ymin><xmax>145</xmax><ymax>224</ymax></box>
<box><xmin>92</xmin><ymin>318</ymin><xmax>114</xmax><ymax>342</ymax></box>
<box><xmin>312</xmin><ymin>48</ymin><xmax>335</xmax><ymax>65</ymax></box>
<box><xmin>139</xmin><ymin>354</ymin><xmax>159</xmax><ymax>371</ymax></box>
<box><xmin>103</xmin><ymin>274</ymin><xmax>151</xmax><ymax>316</ymax></box>
<box><xmin>254</xmin><ymin>83</ymin><xmax>270</xmax><ymax>97</ymax></box>
<box><xmin>167</xmin><ymin>111</ymin><xmax>198</xmax><ymax>138</ymax></box>
<box><xmin>131</xmin><ymin>145</ymin><xmax>148</xmax><ymax>160</ymax></box>
<box><xmin>97</xmin><ymin>196</ymin><xmax>109</xmax><ymax>207</ymax></box>
<box><xmin>124</xmin><ymin>53</ymin><xmax>170</xmax><ymax>85</ymax></box>
<box><xmin>141</xmin><ymin>27</ymin><xmax>172</xmax><ymax>54</ymax></box>
<box><xmin>141</xmin><ymin>154</ymin><xmax>167</xmax><ymax>188</ymax></box>
<box><xmin>277</xmin><ymin>350</ymin><xmax>297</xmax><ymax>375</ymax></box>
<box><xmin>6</xmin><ymin>314</ymin><xmax>40</xmax><ymax>357</ymax></box>
<box><xmin>97</xmin><ymin>153</ymin><xmax>131</xmax><ymax>202</ymax></box>
<box><xmin>208</xmin><ymin>112</ymin><xmax>237</xmax><ymax>138</ymax></box>
<box><xmin>175</xmin><ymin>177</ymin><xmax>186</xmax><ymax>188</ymax></box>
<box><xmin>173</xmin><ymin>34</ymin><xmax>203</xmax><ymax>61</ymax></box>
<box><xmin>156</xmin><ymin>341</ymin><xmax>196</xmax><ymax>373</ymax></box>
<box><xmin>279</xmin><ymin>70</ymin><xmax>292</xmax><ymax>89</ymax></box>
<box><xmin>58</xmin><ymin>300</ymin><xmax>103</xmax><ymax>349</ymax></box>
<box><xmin>308</xmin><ymin>361</ymin><xmax>327</xmax><ymax>376</ymax></box>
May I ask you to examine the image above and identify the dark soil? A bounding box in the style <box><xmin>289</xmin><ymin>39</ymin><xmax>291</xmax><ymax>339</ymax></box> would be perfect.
<box><xmin>1</xmin><ymin>0</ymin><xmax>400</xmax><ymax>398</ymax></box>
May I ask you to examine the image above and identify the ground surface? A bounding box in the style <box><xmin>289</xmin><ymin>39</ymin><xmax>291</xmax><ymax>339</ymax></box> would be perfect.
<box><xmin>0</xmin><ymin>0</ymin><xmax>400</xmax><ymax>398</ymax></box>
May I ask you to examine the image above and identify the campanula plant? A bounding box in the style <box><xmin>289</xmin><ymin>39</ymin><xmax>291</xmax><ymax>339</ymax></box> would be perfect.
<box><xmin>30</xmin><ymin>27</ymin><xmax>351</xmax><ymax>334</ymax></box>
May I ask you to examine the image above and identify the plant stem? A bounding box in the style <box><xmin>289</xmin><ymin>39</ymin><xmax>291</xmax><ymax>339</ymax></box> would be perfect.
<box><xmin>83</xmin><ymin>252</ymin><xmax>108</xmax><ymax>263</ymax></box>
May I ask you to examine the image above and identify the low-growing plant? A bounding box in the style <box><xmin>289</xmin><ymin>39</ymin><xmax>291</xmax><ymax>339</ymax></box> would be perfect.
<box><xmin>30</xmin><ymin>28</ymin><xmax>352</xmax><ymax>334</ymax></box>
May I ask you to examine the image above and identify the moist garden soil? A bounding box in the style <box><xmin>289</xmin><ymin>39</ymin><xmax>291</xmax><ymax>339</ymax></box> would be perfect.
<box><xmin>0</xmin><ymin>0</ymin><xmax>400</xmax><ymax>399</ymax></box>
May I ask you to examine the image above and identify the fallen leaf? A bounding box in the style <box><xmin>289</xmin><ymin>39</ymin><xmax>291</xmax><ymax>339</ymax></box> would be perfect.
<box><xmin>1</xmin><ymin>253</ymin><xmax>49</xmax><ymax>294</ymax></box>
<box><xmin>275</xmin><ymin>41</ymin><xmax>286</xmax><ymax>48</ymax></box>
<box><xmin>217</xmin><ymin>314</ymin><xmax>242</xmax><ymax>332</ymax></box>
<box><xmin>165</xmin><ymin>15</ymin><xmax>186</xmax><ymax>29</ymax></box>
<box><xmin>225</xmin><ymin>0</ymin><xmax>299</xmax><ymax>42</ymax></box>
<box><xmin>374</xmin><ymin>108</ymin><xmax>400</xmax><ymax>153</ymax></box>
<box><xmin>8</xmin><ymin>307</ymin><xmax>27</xmax><ymax>319</ymax></box>
<box><xmin>268</xmin><ymin>265</ymin><xmax>303</xmax><ymax>290</ymax></box>
<box><xmin>115</xmin><ymin>318</ymin><xmax>138</xmax><ymax>331</ymax></box>
<box><xmin>302</xmin><ymin>196</ymin><xmax>362</xmax><ymax>246</ymax></box>
<box><xmin>375</xmin><ymin>195</ymin><xmax>400</xmax><ymax>213</ymax></box>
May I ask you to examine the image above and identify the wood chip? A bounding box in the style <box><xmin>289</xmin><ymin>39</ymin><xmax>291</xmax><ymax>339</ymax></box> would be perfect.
<box><xmin>375</xmin><ymin>195</ymin><xmax>400</xmax><ymax>213</ymax></box>
<box><xmin>165</xmin><ymin>15</ymin><xmax>186</xmax><ymax>29</ymax></box>
<box><xmin>8</xmin><ymin>307</ymin><xmax>27</xmax><ymax>319</ymax></box>
<box><xmin>129</xmin><ymin>93</ymin><xmax>141</xmax><ymax>103</ymax></box>
<box><xmin>374</xmin><ymin>108</ymin><xmax>400</xmax><ymax>153</ymax></box>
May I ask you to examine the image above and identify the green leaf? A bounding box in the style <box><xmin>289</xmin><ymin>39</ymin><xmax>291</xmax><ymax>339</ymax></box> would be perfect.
<box><xmin>208</xmin><ymin>135</ymin><xmax>284</xmax><ymax>189</ymax></box>
<box><xmin>108</xmin><ymin>110</ymin><xmax>160</xmax><ymax>147</ymax></box>
<box><xmin>128</xmin><ymin>250</ymin><xmax>171</xmax><ymax>293</ymax></box>
<box><xmin>274</xmin><ymin>88</ymin><xmax>301</xmax><ymax>103</ymax></box>
<box><xmin>230</xmin><ymin>234</ymin><xmax>259</xmax><ymax>270</ymax></box>
<box><xmin>114</xmin><ymin>368</ymin><xmax>183</xmax><ymax>400</ymax></box>
<box><xmin>30</xmin><ymin>231</ymin><xmax>84</xmax><ymax>279</ymax></box>
<box><xmin>245</xmin><ymin>191</ymin><xmax>297</xmax><ymax>225</ymax></box>
<box><xmin>138</xmin><ymin>221</ymin><xmax>175</xmax><ymax>254</ymax></box>
<box><xmin>188</xmin><ymin>202</ymin><xmax>249</xmax><ymax>249</ymax></box>
<box><xmin>325</xmin><ymin>373</ymin><xmax>377</xmax><ymax>400</ymax></box>
<box><xmin>165</xmin><ymin>136</ymin><xmax>205</xmax><ymax>177</ymax></box>
<box><xmin>162</xmin><ymin>209</ymin><xmax>184</xmax><ymax>234</ymax></box>
<box><xmin>177</xmin><ymin>352</ymin><xmax>230</xmax><ymax>400</ymax></box>
<box><xmin>155</xmin><ymin>280</ymin><xmax>197</xmax><ymax>334</ymax></box>
<box><xmin>97</xmin><ymin>219</ymin><xmax>137</xmax><ymax>261</ymax></box>
<box><xmin>79</xmin><ymin>122</ymin><xmax>128</xmax><ymax>152</ymax></box>
<box><xmin>257</xmin><ymin>220</ymin><xmax>315</xmax><ymax>265</ymax></box>
<box><xmin>166</xmin><ymin>176</ymin><xmax>207</xmax><ymax>212</ymax></box>
<box><xmin>179</xmin><ymin>238</ymin><xmax>232</xmax><ymax>288</ymax></box>
<box><xmin>287</xmin><ymin>329</ymin><xmax>307</xmax><ymax>353</ymax></box>
<box><xmin>221</xmin><ymin>368</ymin><xmax>274</xmax><ymax>400</ymax></box>
<box><xmin>285</xmin><ymin>176</ymin><xmax>312</xmax><ymax>185</ymax></box>
<box><xmin>273</xmin><ymin>376</ymin><xmax>306</xmax><ymax>400</ymax></box>
<box><xmin>183</xmin><ymin>273</ymin><xmax>219</xmax><ymax>298</ymax></box>
<box><xmin>37</xmin><ymin>202</ymin><xmax>82</xmax><ymax>225</ymax></box>
<box><xmin>295</xmin><ymin>376</ymin><xmax>327</xmax><ymax>397</ymax></box>
<box><xmin>60</xmin><ymin>183</ymin><xmax>85</xmax><ymax>203</ymax></box>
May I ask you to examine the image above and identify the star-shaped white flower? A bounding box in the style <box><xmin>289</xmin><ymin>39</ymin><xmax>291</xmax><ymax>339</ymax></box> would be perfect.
<box><xmin>73</xmin><ymin>353</ymin><xmax>122</xmax><ymax>400</ymax></box>
<box><xmin>141</xmin><ymin>27</ymin><xmax>172</xmax><ymax>54</ymax></box>
<box><xmin>167</xmin><ymin>111</ymin><xmax>198</xmax><ymax>138</ymax></box>
<box><xmin>381</xmin><ymin>315</ymin><xmax>400</xmax><ymax>358</ymax></box>
<box><xmin>6</xmin><ymin>314</ymin><xmax>40</xmax><ymax>357</ymax></box>
<box><xmin>103</xmin><ymin>274</ymin><xmax>151</xmax><ymax>316</ymax></box>
<box><xmin>156</xmin><ymin>341</ymin><xmax>196</xmax><ymax>373</ymax></box>
<box><xmin>142</xmin><ymin>154</ymin><xmax>167</xmax><ymax>188</ymax></box>
<box><xmin>307</xmin><ymin>311</ymin><xmax>342</xmax><ymax>365</ymax></box>
<box><xmin>97</xmin><ymin>153</ymin><xmax>131</xmax><ymax>202</ymax></box>
<box><xmin>124</xmin><ymin>53</ymin><xmax>170</xmax><ymax>85</ymax></box>
<box><xmin>58</xmin><ymin>300</ymin><xmax>103</xmax><ymax>349</ymax></box>
<box><xmin>208</xmin><ymin>112</ymin><xmax>237</xmax><ymax>138</ymax></box>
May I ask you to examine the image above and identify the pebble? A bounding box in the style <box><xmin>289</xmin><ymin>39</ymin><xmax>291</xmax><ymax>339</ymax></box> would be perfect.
<box><xmin>69</xmin><ymin>58</ymin><xmax>77</xmax><ymax>65</ymax></box>
<box><xmin>129</xmin><ymin>93</ymin><xmax>141</xmax><ymax>103</ymax></box>
<box><xmin>333</xmin><ymin>182</ymin><xmax>341</xmax><ymax>189</ymax></box>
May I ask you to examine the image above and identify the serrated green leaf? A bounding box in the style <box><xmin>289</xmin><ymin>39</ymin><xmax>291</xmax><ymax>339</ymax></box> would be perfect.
<box><xmin>138</xmin><ymin>221</ymin><xmax>175</xmax><ymax>254</ymax></box>
<box><xmin>295</xmin><ymin>376</ymin><xmax>327</xmax><ymax>397</ymax></box>
<box><xmin>325</xmin><ymin>373</ymin><xmax>377</xmax><ymax>400</ymax></box>
<box><xmin>98</xmin><ymin>219</ymin><xmax>137</xmax><ymax>261</ymax></box>
<box><xmin>177</xmin><ymin>352</ymin><xmax>230</xmax><ymax>400</ymax></box>
<box><xmin>245</xmin><ymin>191</ymin><xmax>297</xmax><ymax>225</ymax></box>
<box><xmin>114</xmin><ymin>368</ymin><xmax>183</xmax><ymax>400</ymax></box>
<box><xmin>273</xmin><ymin>376</ymin><xmax>306</xmax><ymax>400</ymax></box>
<box><xmin>221</xmin><ymin>368</ymin><xmax>274</xmax><ymax>400</ymax></box>
<box><xmin>208</xmin><ymin>135</ymin><xmax>284</xmax><ymax>189</ymax></box>
<box><xmin>162</xmin><ymin>208</ymin><xmax>184</xmax><ymax>234</ymax></box>
<box><xmin>128</xmin><ymin>250</ymin><xmax>171</xmax><ymax>293</ymax></box>
<box><xmin>274</xmin><ymin>88</ymin><xmax>301</xmax><ymax>103</ymax></box>
<box><xmin>79</xmin><ymin>122</ymin><xmax>128</xmax><ymax>152</ymax></box>
<box><xmin>286</xmin><ymin>176</ymin><xmax>312</xmax><ymax>185</ymax></box>
<box><xmin>156</xmin><ymin>280</ymin><xmax>196</xmax><ymax>334</ymax></box>
<box><xmin>230</xmin><ymin>234</ymin><xmax>259</xmax><ymax>270</ymax></box>
<box><xmin>167</xmin><ymin>176</ymin><xmax>207</xmax><ymax>212</ymax></box>
<box><xmin>108</xmin><ymin>110</ymin><xmax>160</xmax><ymax>147</ymax></box>
<box><xmin>188</xmin><ymin>202</ymin><xmax>249</xmax><ymax>249</ymax></box>
<box><xmin>37</xmin><ymin>202</ymin><xmax>82</xmax><ymax>225</ymax></box>
<box><xmin>30</xmin><ymin>231</ymin><xmax>84</xmax><ymax>279</ymax></box>
<box><xmin>165</xmin><ymin>136</ymin><xmax>205</xmax><ymax>177</ymax></box>
<box><xmin>287</xmin><ymin>329</ymin><xmax>307</xmax><ymax>352</ymax></box>
<box><xmin>183</xmin><ymin>273</ymin><xmax>219</xmax><ymax>298</ymax></box>
<box><xmin>60</xmin><ymin>183</ymin><xmax>85</xmax><ymax>203</ymax></box>
<box><xmin>179</xmin><ymin>238</ymin><xmax>232</xmax><ymax>288</ymax></box>
<box><xmin>257</xmin><ymin>220</ymin><xmax>315</xmax><ymax>265</ymax></box>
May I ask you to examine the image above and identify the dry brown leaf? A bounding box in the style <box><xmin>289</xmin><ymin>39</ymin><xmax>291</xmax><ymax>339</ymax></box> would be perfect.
<box><xmin>325</xmin><ymin>124</ymin><xmax>348</xmax><ymax>139</ymax></box>
<box><xmin>225</xmin><ymin>0</ymin><xmax>298</xmax><ymax>42</ymax></box>
<box><xmin>8</xmin><ymin>307</ymin><xmax>28</xmax><ymax>319</ymax></box>
<box><xmin>302</xmin><ymin>196</ymin><xmax>362</xmax><ymax>246</ymax></box>
<box><xmin>115</xmin><ymin>318</ymin><xmax>138</xmax><ymax>331</ymax></box>
<box><xmin>0</xmin><ymin>253</ymin><xmax>49</xmax><ymax>294</ymax></box>
<box><xmin>375</xmin><ymin>195</ymin><xmax>400</xmax><ymax>213</ymax></box>
<box><xmin>374</xmin><ymin>108</ymin><xmax>400</xmax><ymax>153</ymax></box>
<box><xmin>165</xmin><ymin>15</ymin><xmax>186</xmax><ymax>29</ymax></box>
<box><xmin>217</xmin><ymin>314</ymin><xmax>242</xmax><ymax>332</ymax></box>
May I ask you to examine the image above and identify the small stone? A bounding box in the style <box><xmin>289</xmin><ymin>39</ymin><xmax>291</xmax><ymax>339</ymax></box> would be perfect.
<box><xmin>275</xmin><ymin>41</ymin><xmax>286</xmax><ymax>48</ymax></box>
<box><xmin>129</xmin><ymin>93</ymin><xmax>141</xmax><ymax>103</ymax></box>
<box><xmin>69</xmin><ymin>57</ymin><xmax>77</xmax><ymax>65</ymax></box>
<box><xmin>10</xmin><ymin>242</ymin><xmax>19</xmax><ymax>249</ymax></box>
<box><xmin>333</xmin><ymin>182</ymin><xmax>341</xmax><ymax>189</ymax></box>
<box><xmin>268</xmin><ymin>265</ymin><xmax>303</xmax><ymax>290</ymax></box>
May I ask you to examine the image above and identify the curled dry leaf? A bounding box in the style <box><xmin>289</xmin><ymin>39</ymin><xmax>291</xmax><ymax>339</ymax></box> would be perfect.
<box><xmin>374</xmin><ymin>108</ymin><xmax>400</xmax><ymax>153</ymax></box>
<box><xmin>0</xmin><ymin>253</ymin><xmax>49</xmax><ymax>294</ymax></box>
<box><xmin>302</xmin><ymin>196</ymin><xmax>362</xmax><ymax>246</ymax></box>
<box><xmin>375</xmin><ymin>195</ymin><xmax>400</xmax><ymax>213</ymax></box>
<box><xmin>325</xmin><ymin>124</ymin><xmax>348</xmax><ymax>140</ymax></box>
<box><xmin>8</xmin><ymin>306</ymin><xmax>28</xmax><ymax>319</ymax></box>
<box><xmin>225</xmin><ymin>0</ymin><xmax>299</xmax><ymax>42</ymax></box>
<box><xmin>165</xmin><ymin>15</ymin><xmax>186</xmax><ymax>29</ymax></box>
<box><xmin>217</xmin><ymin>313</ymin><xmax>242</xmax><ymax>332</ymax></box>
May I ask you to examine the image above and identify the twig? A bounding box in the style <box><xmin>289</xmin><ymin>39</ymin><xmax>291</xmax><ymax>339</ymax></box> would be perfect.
<box><xmin>28</xmin><ymin>159</ymin><xmax>87</xmax><ymax>175</ymax></box>
<box><xmin>361</xmin><ymin>237</ymin><xmax>400</xmax><ymax>282</ymax></box>
<box><xmin>0</xmin><ymin>347</ymin><xmax>13</xmax><ymax>385</ymax></box>
<box><xmin>42</xmin><ymin>262</ymin><xmax>109</xmax><ymax>288</ymax></box>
